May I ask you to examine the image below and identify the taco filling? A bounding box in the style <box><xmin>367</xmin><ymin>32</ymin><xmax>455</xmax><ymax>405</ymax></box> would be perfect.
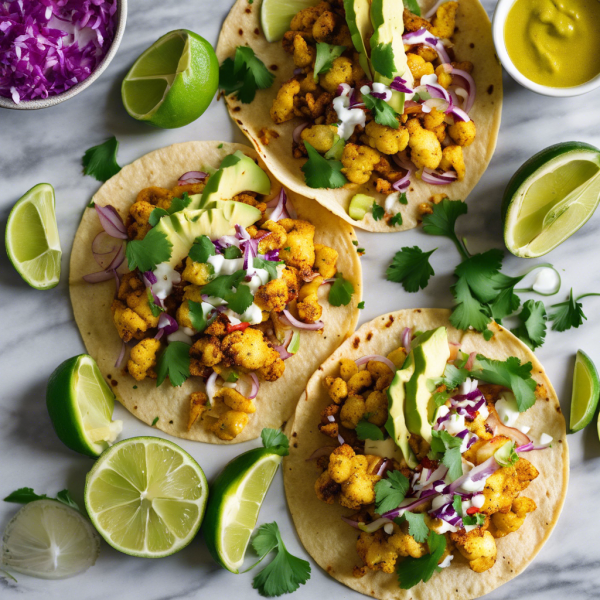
<box><xmin>84</xmin><ymin>151</ymin><xmax>348</xmax><ymax>441</ymax></box>
<box><xmin>310</xmin><ymin>325</ymin><xmax>552</xmax><ymax>587</ymax></box>
<box><xmin>268</xmin><ymin>1</ymin><xmax>477</xmax><ymax>204</ymax></box>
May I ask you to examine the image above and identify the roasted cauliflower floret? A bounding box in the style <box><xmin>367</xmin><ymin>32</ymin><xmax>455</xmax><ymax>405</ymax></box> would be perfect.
<box><xmin>403</xmin><ymin>8</ymin><xmax>433</xmax><ymax>33</ymax></box>
<box><xmin>341</xmin><ymin>466</ymin><xmax>380</xmax><ymax>509</ymax></box>
<box><xmin>222</xmin><ymin>328</ymin><xmax>280</xmax><ymax>371</ymax></box>
<box><xmin>220</xmin><ymin>387</ymin><xmax>256</xmax><ymax>413</ymax></box>
<box><xmin>387</xmin><ymin>347</ymin><xmax>408</xmax><ymax>368</ymax></box>
<box><xmin>258</xmin><ymin>220</ymin><xmax>287</xmax><ymax>254</ymax></box>
<box><xmin>111</xmin><ymin>300</ymin><xmax>149</xmax><ymax>342</ymax></box>
<box><xmin>301</xmin><ymin>124</ymin><xmax>338</xmax><ymax>154</ymax></box>
<box><xmin>440</xmin><ymin>144</ymin><xmax>466</xmax><ymax>180</ymax></box>
<box><xmin>340</xmin><ymin>357</ymin><xmax>359</xmax><ymax>381</ymax></box>
<box><xmin>313</xmin><ymin>243</ymin><xmax>338</xmax><ymax>278</ymax></box>
<box><xmin>364</xmin><ymin>390</ymin><xmax>388</xmax><ymax>426</ymax></box>
<box><xmin>319</xmin><ymin>56</ymin><xmax>354</xmax><ymax>93</ymax></box>
<box><xmin>340</xmin><ymin>395</ymin><xmax>366</xmax><ymax>429</ymax></box>
<box><xmin>127</xmin><ymin>338</ymin><xmax>161</xmax><ymax>381</ymax></box>
<box><xmin>136</xmin><ymin>186</ymin><xmax>173</xmax><ymax>209</ymax></box>
<box><xmin>297</xmin><ymin>275</ymin><xmax>324</xmax><ymax>322</ymax></box>
<box><xmin>430</xmin><ymin>1</ymin><xmax>458</xmax><ymax>39</ymax></box>
<box><xmin>292</xmin><ymin>33</ymin><xmax>315</xmax><ymax>67</ymax></box>
<box><xmin>328</xmin><ymin>444</ymin><xmax>357</xmax><ymax>482</ymax></box>
<box><xmin>278</xmin><ymin>218</ymin><xmax>316</xmax><ymax>271</ymax></box>
<box><xmin>126</xmin><ymin>290</ymin><xmax>160</xmax><ymax>328</ymax></box>
<box><xmin>356</xmin><ymin>529</ymin><xmax>398</xmax><ymax>574</ymax></box>
<box><xmin>406</xmin><ymin>118</ymin><xmax>443</xmax><ymax>170</ymax></box>
<box><xmin>290</xmin><ymin>1</ymin><xmax>330</xmax><ymax>33</ymax></box>
<box><xmin>407</xmin><ymin>53</ymin><xmax>434</xmax><ymax>80</ymax></box>
<box><xmin>347</xmin><ymin>370</ymin><xmax>373</xmax><ymax>396</ymax></box>
<box><xmin>256</xmin><ymin>357</ymin><xmax>285</xmax><ymax>381</ymax></box>
<box><xmin>341</xmin><ymin>143</ymin><xmax>381</xmax><ymax>185</ymax></box>
<box><xmin>188</xmin><ymin>391</ymin><xmax>208</xmax><ymax>430</ymax></box>
<box><xmin>490</xmin><ymin>497</ymin><xmax>537</xmax><ymax>538</ymax></box>
<box><xmin>190</xmin><ymin>336</ymin><xmax>223</xmax><ymax>367</ymax></box>
<box><xmin>211</xmin><ymin>411</ymin><xmax>249</xmax><ymax>440</ymax></box>
<box><xmin>182</xmin><ymin>257</ymin><xmax>213</xmax><ymax>286</ymax></box>
<box><xmin>117</xmin><ymin>272</ymin><xmax>144</xmax><ymax>300</ymax></box>
<box><xmin>482</xmin><ymin>459</ymin><xmax>539</xmax><ymax>515</ymax></box>
<box><xmin>435</xmin><ymin>64</ymin><xmax>453</xmax><ymax>88</ymax></box>
<box><xmin>423</xmin><ymin>107</ymin><xmax>446</xmax><ymax>130</ymax></box>
<box><xmin>255</xmin><ymin>278</ymin><xmax>290</xmax><ymax>312</ymax></box>
<box><xmin>312</xmin><ymin>10</ymin><xmax>338</xmax><ymax>42</ymax></box>
<box><xmin>129</xmin><ymin>200</ymin><xmax>154</xmax><ymax>227</ymax></box>
<box><xmin>270</xmin><ymin>79</ymin><xmax>301</xmax><ymax>124</ymax></box>
<box><xmin>451</xmin><ymin>529</ymin><xmax>497</xmax><ymax>573</ymax></box>
<box><xmin>176</xmin><ymin>300</ymin><xmax>195</xmax><ymax>331</ymax></box>
<box><xmin>325</xmin><ymin>376</ymin><xmax>348</xmax><ymax>403</ymax></box>
<box><xmin>364</xmin><ymin>121</ymin><xmax>409</xmax><ymax>155</ymax></box>
<box><xmin>315</xmin><ymin>470</ymin><xmax>340</xmax><ymax>504</ymax></box>
<box><xmin>280</xmin><ymin>266</ymin><xmax>300</xmax><ymax>302</ymax></box>
<box><xmin>448</xmin><ymin>119</ymin><xmax>477</xmax><ymax>146</ymax></box>
<box><xmin>388</xmin><ymin>525</ymin><xmax>428</xmax><ymax>558</ymax></box>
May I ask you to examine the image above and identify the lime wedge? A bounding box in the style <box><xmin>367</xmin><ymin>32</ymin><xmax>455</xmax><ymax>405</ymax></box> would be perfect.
<box><xmin>502</xmin><ymin>142</ymin><xmax>600</xmax><ymax>258</ymax></box>
<box><xmin>122</xmin><ymin>29</ymin><xmax>219</xmax><ymax>129</ymax></box>
<box><xmin>46</xmin><ymin>354</ymin><xmax>122</xmax><ymax>458</ymax></box>
<box><xmin>569</xmin><ymin>350</ymin><xmax>600</xmax><ymax>433</ymax></box>
<box><xmin>2</xmin><ymin>500</ymin><xmax>100</xmax><ymax>579</ymax></box>
<box><xmin>5</xmin><ymin>183</ymin><xmax>61</xmax><ymax>290</ymax></box>
<box><xmin>349</xmin><ymin>193</ymin><xmax>375</xmax><ymax>220</ymax></box>
<box><xmin>85</xmin><ymin>437</ymin><xmax>208</xmax><ymax>558</ymax></box>
<box><xmin>260</xmin><ymin>0</ymin><xmax>321</xmax><ymax>42</ymax></box>
<box><xmin>203</xmin><ymin>448</ymin><xmax>282</xmax><ymax>572</ymax></box>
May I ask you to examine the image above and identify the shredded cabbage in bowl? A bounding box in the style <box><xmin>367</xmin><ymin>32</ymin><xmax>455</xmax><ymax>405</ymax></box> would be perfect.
<box><xmin>0</xmin><ymin>0</ymin><xmax>117</xmax><ymax>104</ymax></box>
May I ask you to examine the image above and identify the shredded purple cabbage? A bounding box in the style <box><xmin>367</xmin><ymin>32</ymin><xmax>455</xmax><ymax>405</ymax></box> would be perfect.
<box><xmin>0</xmin><ymin>0</ymin><xmax>117</xmax><ymax>103</ymax></box>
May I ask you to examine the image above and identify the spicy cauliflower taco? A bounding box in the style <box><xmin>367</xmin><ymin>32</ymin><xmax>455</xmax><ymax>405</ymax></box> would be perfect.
<box><xmin>216</xmin><ymin>0</ymin><xmax>502</xmax><ymax>232</ymax></box>
<box><xmin>284</xmin><ymin>309</ymin><xmax>567</xmax><ymax>599</ymax></box>
<box><xmin>69</xmin><ymin>141</ymin><xmax>361</xmax><ymax>444</ymax></box>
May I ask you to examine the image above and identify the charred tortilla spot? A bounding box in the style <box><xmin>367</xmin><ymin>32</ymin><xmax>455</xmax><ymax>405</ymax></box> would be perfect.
<box><xmin>488</xmin><ymin>84</ymin><xmax>494</xmax><ymax>94</ymax></box>
<box><xmin>233</xmin><ymin>106</ymin><xmax>241</xmax><ymax>112</ymax></box>
<box><xmin>270</xmin><ymin>64</ymin><xmax>278</xmax><ymax>70</ymax></box>
<box><xmin>236</xmin><ymin>119</ymin><xmax>243</xmax><ymax>124</ymax></box>
<box><xmin>366</xmin><ymin>332</ymin><xmax>373</xmax><ymax>341</ymax></box>
<box><xmin>111</xmin><ymin>380</ymin><xmax>118</xmax><ymax>386</ymax></box>
<box><xmin>470</xmin><ymin>42</ymin><xmax>475</xmax><ymax>48</ymax></box>
<box><xmin>385</xmin><ymin>316</ymin><xmax>394</xmax><ymax>327</ymax></box>
<box><xmin>254</xmin><ymin>28</ymin><xmax>260</xmax><ymax>34</ymax></box>
<box><xmin>238</xmin><ymin>28</ymin><xmax>244</xmax><ymax>35</ymax></box>
<box><xmin>352</xmin><ymin>337</ymin><xmax>360</xmax><ymax>349</ymax></box>
<box><xmin>245</xmin><ymin>6</ymin><xmax>251</xmax><ymax>12</ymax></box>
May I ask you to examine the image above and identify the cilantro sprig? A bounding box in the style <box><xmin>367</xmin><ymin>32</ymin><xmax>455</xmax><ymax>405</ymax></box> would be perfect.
<box><xmin>220</xmin><ymin>46</ymin><xmax>275</xmax><ymax>103</ymax></box>
<box><xmin>314</xmin><ymin>43</ymin><xmax>346</xmax><ymax>79</ymax></box>
<box><xmin>156</xmin><ymin>341</ymin><xmax>191</xmax><ymax>387</ymax></box>
<box><xmin>82</xmin><ymin>136</ymin><xmax>121</xmax><ymax>182</ymax></box>
<box><xmin>201</xmin><ymin>270</ymin><xmax>254</xmax><ymax>314</ymax></box>
<box><xmin>511</xmin><ymin>299</ymin><xmax>547</xmax><ymax>349</ymax></box>
<box><xmin>261</xmin><ymin>428</ymin><xmax>290</xmax><ymax>456</ymax></box>
<box><xmin>355</xmin><ymin>419</ymin><xmax>384</xmax><ymax>441</ymax></box>
<box><xmin>328</xmin><ymin>272</ymin><xmax>354</xmax><ymax>307</ymax></box>
<box><xmin>4</xmin><ymin>487</ymin><xmax>79</xmax><ymax>511</ymax></box>
<box><xmin>386</xmin><ymin>246</ymin><xmax>436</xmax><ymax>293</ymax></box>
<box><xmin>363</xmin><ymin>92</ymin><xmax>399</xmax><ymax>129</ymax></box>
<box><xmin>422</xmin><ymin>199</ymin><xmax>469</xmax><ymax>259</ymax></box>
<box><xmin>189</xmin><ymin>235</ymin><xmax>216</xmax><ymax>264</ymax></box>
<box><xmin>396</xmin><ymin>512</ymin><xmax>429</xmax><ymax>543</ymax></box>
<box><xmin>126</xmin><ymin>228</ymin><xmax>172</xmax><ymax>273</ymax></box>
<box><xmin>430</xmin><ymin>430</ymin><xmax>462</xmax><ymax>481</ymax></box>
<box><xmin>148</xmin><ymin>192</ymin><xmax>192</xmax><ymax>227</ymax></box>
<box><xmin>254</xmin><ymin>257</ymin><xmax>284</xmax><ymax>280</ymax></box>
<box><xmin>301</xmin><ymin>142</ymin><xmax>347</xmax><ymax>189</ymax></box>
<box><xmin>396</xmin><ymin>530</ymin><xmax>446</xmax><ymax>589</ymax></box>
<box><xmin>549</xmin><ymin>290</ymin><xmax>600</xmax><ymax>332</ymax></box>
<box><xmin>372</xmin><ymin>201</ymin><xmax>385</xmax><ymax>221</ymax></box>
<box><xmin>374</xmin><ymin>470</ymin><xmax>409</xmax><ymax>515</ymax></box>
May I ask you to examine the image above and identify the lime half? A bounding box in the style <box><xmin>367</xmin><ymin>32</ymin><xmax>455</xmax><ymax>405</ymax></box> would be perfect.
<box><xmin>260</xmin><ymin>0</ymin><xmax>321</xmax><ymax>42</ymax></box>
<box><xmin>569</xmin><ymin>350</ymin><xmax>600</xmax><ymax>433</ymax></box>
<box><xmin>2</xmin><ymin>500</ymin><xmax>100</xmax><ymax>579</ymax></box>
<box><xmin>85</xmin><ymin>437</ymin><xmax>208</xmax><ymax>558</ymax></box>
<box><xmin>203</xmin><ymin>448</ymin><xmax>282</xmax><ymax>572</ymax></box>
<box><xmin>502</xmin><ymin>142</ymin><xmax>600</xmax><ymax>258</ymax></box>
<box><xmin>5</xmin><ymin>183</ymin><xmax>61</xmax><ymax>289</ymax></box>
<box><xmin>47</xmin><ymin>354</ymin><xmax>122</xmax><ymax>458</ymax></box>
<box><xmin>122</xmin><ymin>30</ymin><xmax>218</xmax><ymax>129</ymax></box>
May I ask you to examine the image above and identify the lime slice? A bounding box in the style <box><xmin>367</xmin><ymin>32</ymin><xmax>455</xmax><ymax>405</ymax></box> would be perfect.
<box><xmin>122</xmin><ymin>29</ymin><xmax>219</xmax><ymax>129</ymax></box>
<box><xmin>260</xmin><ymin>0</ymin><xmax>321</xmax><ymax>42</ymax></box>
<box><xmin>5</xmin><ymin>183</ymin><xmax>61</xmax><ymax>290</ymax></box>
<box><xmin>569</xmin><ymin>350</ymin><xmax>600</xmax><ymax>433</ymax></box>
<box><xmin>85</xmin><ymin>437</ymin><xmax>208</xmax><ymax>558</ymax></box>
<box><xmin>46</xmin><ymin>354</ymin><xmax>122</xmax><ymax>458</ymax></box>
<box><xmin>349</xmin><ymin>193</ymin><xmax>375</xmax><ymax>220</ymax></box>
<box><xmin>203</xmin><ymin>448</ymin><xmax>282</xmax><ymax>572</ymax></box>
<box><xmin>502</xmin><ymin>142</ymin><xmax>600</xmax><ymax>258</ymax></box>
<box><xmin>2</xmin><ymin>500</ymin><xmax>100</xmax><ymax>579</ymax></box>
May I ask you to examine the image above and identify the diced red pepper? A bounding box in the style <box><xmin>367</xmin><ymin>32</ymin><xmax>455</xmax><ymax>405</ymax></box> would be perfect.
<box><xmin>466</xmin><ymin>506</ymin><xmax>480</xmax><ymax>515</ymax></box>
<box><xmin>226</xmin><ymin>322</ymin><xmax>250</xmax><ymax>334</ymax></box>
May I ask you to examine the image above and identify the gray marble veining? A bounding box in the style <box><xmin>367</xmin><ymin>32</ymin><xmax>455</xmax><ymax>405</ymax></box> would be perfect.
<box><xmin>2</xmin><ymin>0</ymin><xmax>600</xmax><ymax>598</ymax></box>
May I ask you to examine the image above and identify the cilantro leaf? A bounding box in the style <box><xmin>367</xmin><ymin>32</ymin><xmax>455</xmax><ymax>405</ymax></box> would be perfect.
<box><xmin>433</xmin><ymin>364</ymin><xmax>468</xmax><ymax>391</ymax></box>
<box><xmin>430</xmin><ymin>430</ymin><xmax>462</xmax><ymax>481</ymax></box>
<box><xmin>314</xmin><ymin>43</ymin><xmax>346</xmax><ymax>78</ymax></box>
<box><xmin>494</xmin><ymin>441</ymin><xmax>519</xmax><ymax>467</ymax></box>
<box><xmin>422</xmin><ymin>199</ymin><xmax>469</xmax><ymax>259</ymax></box>
<box><xmin>82</xmin><ymin>136</ymin><xmax>121</xmax><ymax>182</ymax></box>
<box><xmin>386</xmin><ymin>246</ymin><xmax>436</xmax><ymax>293</ymax></box>
<box><xmin>372</xmin><ymin>201</ymin><xmax>385</xmax><ymax>221</ymax></box>
<box><xmin>328</xmin><ymin>272</ymin><xmax>354</xmax><ymax>307</ymax></box>
<box><xmin>189</xmin><ymin>235</ymin><xmax>216</xmax><ymax>263</ymax></box>
<box><xmin>403</xmin><ymin>512</ymin><xmax>429</xmax><ymax>543</ymax></box>
<box><xmin>227</xmin><ymin>284</ymin><xmax>254</xmax><ymax>314</ymax></box>
<box><xmin>355</xmin><ymin>419</ymin><xmax>384</xmax><ymax>441</ymax></box>
<box><xmin>363</xmin><ymin>93</ymin><xmax>399</xmax><ymax>129</ymax></box>
<box><xmin>452</xmin><ymin>494</ymin><xmax>462</xmax><ymax>516</ymax></box>
<box><xmin>396</xmin><ymin>530</ymin><xmax>446</xmax><ymax>589</ymax></box>
<box><xmin>251</xmin><ymin>522</ymin><xmax>311</xmax><ymax>597</ymax></box>
<box><xmin>370</xmin><ymin>42</ymin><xmax>395</xmax><ymax>79</ymax></box>
<box><xmin>156</xmin><ymin>341</ymin><xmax>191</xmax><ymax>387</ymax></box>
<box><xmin>399</xmin><ymin>192</ymin><xmax>408</xmax><ymax>205</ymax></box>
<box><xmin>463</xmin><ymin>512</ymin><xmax>486</xmax><ymax>527</ymax></box>
<box><xmin>468</xmin><ymin>355</ymin><xmax>536</xmax><ymax>412</ymax></box>
<box><xmin>254</xmin><ymin>257</ymin><xmax>284</xmax><ymax>280</ymax></box>
<box><xmin>261</xmin><ymin>429</ymin><xmax>290</xmax><ymax>456</ymax></box>
<box><xmin>220</xmin><ymin>47</ymin><xmax>275</xmax><ymax>103</ymax></box>
<box><xmin>188</xmin><ymin>300</ymin><xmax>210</xmax><ymax>333</ymax></box>
<box><xmin>442</xmin><ymin>447</ymin><xmax>462</xmax><ymax>481</ymax></box>
<box><xmin>489</xmin><ymin>286</ymin><xmax>521</xmax><ymax>322</ymax></box>
<box><xmin>374</xmin><ymin>470</ymin><xmax>409</xmax><ymax>515</ymax></box>
<box><xmin>302</xmin><ymin>142</ymin><xmax>347</xmax><ymax>189</ymax></box>
<box><xmin>201</xmin><ymin>270</ymin><xmax>254</xmax><ymax>314</ymax></box>
<box><xmin>324</xmin><ymin>135</ymin><xmax>345</xmax><ymax>160</ymax></box>
<box><xmin>450</xmin><ymin>277</ymin><xmax>492</xmax><ymax>332</ymax></box>
<box><xmin>126</xmin><ymin>228</ymin><xmax>172</xmax><ymax>273</ymax></box>
<box><xmin>149</xmin><ymin>192</ymin><xmax>192</xmax><ymax>226</ymax></box>
<box><xmin>358</xmin><ymin>301</ymin><xmax>365</xmax><ymax>309</ymax></box>
<box><xmin>389</xmin><ymin>212</ymin><xmax>403</xmax><ymax>226</ymax></box>
<box><xmin>147</xmin><ymin>289</ymin><xmax>165</xmax><ymax>317</ymax></box>
<box><xmin>404</xmin><ymin>0</ymin><xmax>421</xmax><ymax>15</ymax></box>
<box><xmin>223</xmin><ymin>245</ymin><xmax>243</xmax><ymax>259</ymax></box>
<box><xmin>512</xmin><ymin>299</ymin><xmax>547</xmax><ymax>349</ymax></box>
<box><xmin>454</xmin><ymin>249</ymin><xmax>505</xmax><ymax>304</ymax></box>
<box><xmin>151</xmin><ymin>416</ymin><xmax>159</xmax><ymax>427</ymax></box>
<box><xmin>549</xmin><ymin>289</ymin><xmax>587</xmax><ymax>332</ymax></box>
<box><xmin>5</xmin><ymin>488</ymin><xmax>80</xmax><ymax>511</ymax></box>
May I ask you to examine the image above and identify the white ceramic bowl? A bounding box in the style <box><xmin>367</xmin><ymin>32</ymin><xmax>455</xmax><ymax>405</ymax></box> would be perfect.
<box><xmin>492</xmin><ymin>0</ymin><xmax>600</xmax><ymax>97</ymax></box>
<box><xmin>0</xmin><ymin>0</ymin><xmax>127</xmax><ymax>110</ymax></box>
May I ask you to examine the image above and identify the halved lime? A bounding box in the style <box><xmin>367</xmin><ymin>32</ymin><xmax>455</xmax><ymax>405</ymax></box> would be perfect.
<box><xmin>5</xmin><ymin>183</ymin><xmax>61</xmax><ymax>290</ymax></box>
<box><xmin>570</xmin><ymin>350</ymin><xmax>600</xmax><ymax>433</ymax></box>
<box><xmin>85</xmin><ymin>437</ymin><xmax>208</xmax><ymax>558</ymax></box>
<box><xmin>203</xmin><ymin>448</ymin><xmax>282</xmax><ymax>572</ymax></box>
<box><xmin>122</xmin><ymin>30</ymin><xmax>219</xmax><ymax>129</ymax></box>
<box><xmin>502</xmin><ymin>142</ymin><xmax>600</xmax><ymax>258</ymax></box>
<box><xmin>260</xmin><ymin>0</ymin><xmax>321</xmax><ymax>42</ymax></box>
<box><xmin>46</xmin><ymin>354</ymin><xmax>122</xmax><ymax>458</ymax></box>
<box><xmin>2</xmin><ymin>500</ymin><xmax>100</xmax><ymax>579</ymax></box>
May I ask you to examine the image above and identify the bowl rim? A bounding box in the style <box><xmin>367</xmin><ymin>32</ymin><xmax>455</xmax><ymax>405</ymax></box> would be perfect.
<box><xmin>492</xmin><ymin>0</ymin><xmax>600</xmax><ymax>97</ymax></box>
<box><xmin>0</xmin><ymin>0</ymin><xmax>128</xmax><ymax>110</ymax></box>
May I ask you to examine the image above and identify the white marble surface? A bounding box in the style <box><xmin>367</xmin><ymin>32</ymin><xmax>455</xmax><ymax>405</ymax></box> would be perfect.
<box><xmin>1</xmin><ymin>0</ymin><xmax>600</xmax><ymax>598</ymax></box>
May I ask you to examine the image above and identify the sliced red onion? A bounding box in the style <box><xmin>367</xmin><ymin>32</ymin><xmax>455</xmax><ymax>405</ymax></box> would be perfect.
<box><xmin>92</xmin><ymin>231</ymin><xmax>122</xmax><ymax>269</ymax></box>
<box><xmin>449</xmin><ymin>105</ymin><xmax>470</xmax><ymax>122</ymax></box>
<box><xmin>206</xmin><ymin>370</ymin><xmax>219</xmax><ymax>406</ymax></box>
<box><xmin>401</xmin><ymin>327</ymin><xmax>412</xmax><ymax>353</ymax></box>
<box><xmin>305</xmin><ymin>446</ymin><xmax>336</xmax><ymax>461</ymax></box>
<box><xmin>376</xmin><ymin>459</ymin><xmax>390</xmax><ymax>477</ymax></box>
<box><xmin>155</xmin><ymin>329</ymin><xmax>165</xmax><ymax>341</ymax></box>
<box><xmin>449</xmin><ymin>68</ymin><xmax>476</xmax><ymax>113</ymax></box>
<box><xmin>143</xmin><ymin>271</ymin><xmax>158</xmax><ymax>286</ymax></box>
<box><xmin>517</xmin><ymin>442</ymin><xmax>549</xmax><ymax>452</ymax></box>
<box><xmin>177</xmin><ymin>171</ymin><xmax>207</xmax><ymax>186</ymax></box>
<box><xmin>283</xmin><ymin>309</ymin><xmax>324</xmax><ymax>330</ymax></box>
<box><xmin>274</xmin><ymin>328</ymin><xmax>294</xmax><ymax>360</ymax></box>
<box><xmin>355</xmin><ymin>355</ymin><xmax>396</xmax><ymax>372</ymax></box>
<box><xmin>382</xmin><ymin>495</ymin><xmax>431</xmax><ymax>520</ymax></box>
<box><xmin>336</xmin><ymin>83</ymin><xmax>352</xmax><ymax>97</ymax></box>
<box><xmin>445</xmin><ymin>455</ymin><xmax>500</xmax><ymax>495</ymax></box>
<box><xmin>247</xmin><ymin>373</ymin><xmax>259</xmax><ymax>399</ymax></box>
<box><xmin>158</xmin><ymin>313</ymin><xmax>178</xmax><ymax>336</ymax></box>
<box><xmin>114</xmin><ymin>340</ymin><xmax>126</xmax><ymax>368</ymax></box>
<box><xmin>293</xmin><ymin>122</ymin><xmax>309</xmax><ymax>143</ymax></box>
<box><xmin>293</xmin><ymin>67</ymin><xmax>304</xmax><ymax>76</ymax></box>
<box><xmin>392</xmin><ymin>173</ymin><xmax>411</xmax><ymax>192</ymax></box>
<box><xmin>235</xmin><ymin>224</ymin><xmax>251</xmax><ymax>241</ymax></box>
<box><xmin>267</xmin><ymin>188</ymin><xmax>291</xmax><ymax>222</ymax></box>
<box><xmin>370</xmin><ymin>90</ymin><xmax>389</xmax><ymax>100</ymax></box>
<box><xmin>486</xmin><ymin>410</ymin><xmax>532</xmax><ymax>446</ymax></box>
<box><xmin>83</xmin><ymin>269</ymin><xmax>115</xmax><ymax>283</ymax></box>
<box><xmin>242</xmin><ymin>237</ymin><xmax>257</xmax><ymax>277</ymax></box>
<box><xmin>465</xmin><ymin>351</ymin><xmax>477</xmax><ymax>371</ymax></box>
<box><xmin>95</xmin><ymin>204</ymin><xmax>127</xmax><ymax>240</ymax></box>
<box><xmin>390</xmin><ymin>76</ymin><xmax>413</xmax><ymax>94</ymax></box>
<box><xmin>402</xmin><ymin>29</ymin><xmax>451</xmax><ymax>66</ymax></box>
<box><xmin>105</xmin><ymin>243</ymin><xmax>126</xmax><ymax>272</ymax></box>
<box><xmin>421</xmin><ymin>168</ymin><xmax>458</xmax><ymax>185</ymax></box>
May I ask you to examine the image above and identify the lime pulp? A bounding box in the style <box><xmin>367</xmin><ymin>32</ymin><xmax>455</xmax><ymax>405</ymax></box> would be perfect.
<box><xmin>570</xmin><ymin>350</ymin><xmax>600</xmax><ymax>433</ymax></box>
<box><xmin>260</xmin><ymin>0</ymin><xmax>321</xmax><ymax>42</ymax></box>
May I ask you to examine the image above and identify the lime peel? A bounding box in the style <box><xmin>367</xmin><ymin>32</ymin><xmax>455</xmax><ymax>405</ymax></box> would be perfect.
<box><xmin>569</xmin><ymin>350</ymin><xmax>600</xmax><ymax>433</ymax></box>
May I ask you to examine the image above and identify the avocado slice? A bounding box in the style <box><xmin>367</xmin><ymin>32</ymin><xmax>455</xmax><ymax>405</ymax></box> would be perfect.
<box><xmin>200</xmin><ymin>151</ymin><xmax>271</xmax><ymax>208</ymax></box>
<box><xmin>386</xmin><ymin>354</ymin><xmax>418</xmax><ymax>468</ymax></box>
<box><xmin>369</xmin><ymin>0</ymin><xmax>413</xmax><ymax>113</ymax></box>
<box><xmin>344</xmin><ymin>0</ymin><xmax>373</xmax><ymax>79</ymax></box>
<box><xmin>154</xmin><ymin>203</ymin><xmax>261</xmax><ymax>267</ymax></box>
<box><xmin>405</xmin><ymin>327</ymin><xmax>450</xmax><ymax>443</ymax></box>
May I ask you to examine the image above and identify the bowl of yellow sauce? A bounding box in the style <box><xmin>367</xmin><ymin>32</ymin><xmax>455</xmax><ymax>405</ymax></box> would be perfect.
<box><xmin>493</xmin><ymin>0</ymin><xmax>600</xmax><ymax>96</ymax></box>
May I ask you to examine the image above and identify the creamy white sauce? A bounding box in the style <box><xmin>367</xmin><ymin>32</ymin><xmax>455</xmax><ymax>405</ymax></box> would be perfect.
<box><xmin>167</xmin><ymin>331</ymin><xmax>193</xmax><ymax>345</ymax></box>
<box><xmin>361</xmin><ymin>82</ymin><xmax>393</xmax><ymax>102</ymax></box>
<box><xmin>438</xmin><ymin>554</ymin><xmax>454</xmax><ymax>568</ymax></box>
<box><xmin>208</xmin><ymin>254</ymin><xmax>245</xmax><ymax>276</ymax></box>
<box><xmin>152</xmin><ymin>263</ymin><xmax>181</xmax><ymax>300</ymax></box>
<box><xmin>224</xmin><ymin>303</ymin><xmax>264</xmax><ymax>326</ymax></box>
<box><xmin>539</xmin><ymin>433</ymin><xmax>553</xmax><ymax>447</ymax></box>
<box><xmin>533</xmin><ymin>268</ymin><xmax>560</xmax><ymax>295</ymax></box>
<box><xmin>246</xmin><ymin>268</ymin><xmax>270</xmax><ymax>293</ymax></box>
<box><xmin>333</xmin><ymin>87</ymin><xmax>366</xmax><ymax>140</ymax></box>
<box><xmin>496</xmin><ymin>392</ymin><xmax>519</xmax><ymax>427</ymax></box>
<box><xmin>384</xmin><ymin>195</ymin><xmax>398</xmax><ymax>214</ymax></box>
<box><xmin>471</xmin><ymin>494</ymin><xmax>485</xmax><ymax>509</ymax></box>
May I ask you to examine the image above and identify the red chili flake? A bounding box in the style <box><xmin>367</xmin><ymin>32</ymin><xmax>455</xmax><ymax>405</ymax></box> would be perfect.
<box><xmin>466</xmin><ymin>506</ymin><xmax>480</xmax><ymax>515</ymax></box>
<box><xmin>227</xmin><ymin>322</ymin><xmax>250</xmax><ymax>334</ymax></box>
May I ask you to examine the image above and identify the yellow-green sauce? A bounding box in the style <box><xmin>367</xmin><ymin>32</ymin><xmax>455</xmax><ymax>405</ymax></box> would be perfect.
<box><xmin>504</xmin><ymin>0</ymin><xmax>600</xmax><ymax>87</ymax></box>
